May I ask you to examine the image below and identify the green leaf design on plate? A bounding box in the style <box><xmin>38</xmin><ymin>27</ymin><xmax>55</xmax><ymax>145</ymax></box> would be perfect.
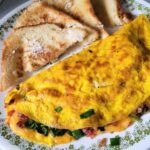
<box><xmin>122</xmin><ymin>0</ymin><xmax>150</xmax><ymax>18</ymax></box>
<box><xmin>0</xmin><ymin>1</ymin><xmax>150</xmax><ymax>150</ymax></box>
<box><xmin>0</xmin><ymin>8</ymin><xmax>24</xmax><ymax>40</ymax></box>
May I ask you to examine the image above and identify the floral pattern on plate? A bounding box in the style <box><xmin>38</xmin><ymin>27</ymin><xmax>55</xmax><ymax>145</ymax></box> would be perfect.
<box><xmin>0</xmin><ymin>0</ymin><xmax>150</xmax><ymax>150</ymax></box>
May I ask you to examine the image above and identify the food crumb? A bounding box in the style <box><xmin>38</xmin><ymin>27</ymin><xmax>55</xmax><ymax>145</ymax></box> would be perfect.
<box><xmin>99</xmin><ymin>138</ymin><xmax>107</xmax><ymax>147</ymax></box>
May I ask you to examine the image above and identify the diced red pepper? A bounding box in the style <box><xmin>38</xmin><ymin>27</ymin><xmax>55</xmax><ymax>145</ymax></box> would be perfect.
<box><xmin>17</xmin><ymin>121</ymin><xmax>25</xmax><ymax>128</ymax></box>
<box><xmin>82</xmin><ymin>127</ymin><xmax>98</xmax><ymax>138</ymax></box>
<box><xmin>18</xmin><ymin>113</ymin><xmax>29</xmax><ymax>121</ymax></box>
<box><xmin>17</xmin><ymin>113</ymin><xmax>29</xmax><ymax>128</ymax></box>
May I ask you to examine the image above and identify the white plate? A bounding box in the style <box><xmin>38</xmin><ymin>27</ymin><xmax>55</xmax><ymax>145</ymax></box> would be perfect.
<box><xmin>0</xmin><ymin>0</ymin><xmax>150</xmax><ymax>150</ymax></box>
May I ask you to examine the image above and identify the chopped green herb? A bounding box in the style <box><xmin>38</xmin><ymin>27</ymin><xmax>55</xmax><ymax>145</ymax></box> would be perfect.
<box><xmin>98</xmin><ymin>126</ymin><xmax>105</xmax><ymax>131</ymax></box>
<box><xmin>24</xmin><ymin>119</ymin><xmax>85</xmax><ymax>139</ymax></box>
<box><xmin>110</xmin><ymin>137</ymin><xmax>120</xmax><ymax>146</ymax></box>
<box><xmin>25</xmin><ymin>119</ymin><xmax>37</xmax><ymax>130</ymax></box>
<box><xmin>25</xmin><ymin>119</ymin><xmax>49</xmax><ymax>136</ymax></box>
<box><xmin>55</xmin><ymin>106</ymin><xmax>63</xmax><ymax>112</ymax></box>
<box><xmin>36</xmin><ymin>124</ymin><xmax>49</xmax><ymax>136</ymax></box>
<box><xmin>50</xmin><ymin>128</ymin><xmax>67</xmax><ymax>136</ymax></box>
<box><xmin>67</xmin><ymin>130</ymin><xmax>73</xmax><ymax>136</ymax></box>
<box><xmin>130</xmin><ymin>115</ymin><xmax>143</xmax><ymax>122</ymax></box>
<box><xmin>80</xmin><ymin>109</ymin><xmax>95</xmax><ymax>119</ymax></box>
<box><xmin>70</xmin><ymin>130</ymin><xmax>85</xmax><ymax>139</ymax></box>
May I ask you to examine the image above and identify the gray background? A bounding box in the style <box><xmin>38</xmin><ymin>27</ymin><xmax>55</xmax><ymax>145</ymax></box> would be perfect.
<box><xmin>0</xmin><ymin>0</ymin><xmax>150</xmax><ymax>19</ymax></box>
<box><xmin>0</xmin><ymin>0</ymin><xmax>28</xmax><ymax>19</ymax></box>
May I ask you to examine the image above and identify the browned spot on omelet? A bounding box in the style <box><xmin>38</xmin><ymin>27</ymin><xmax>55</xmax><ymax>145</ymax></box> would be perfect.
<box><xmin>139</xmin><ymin>73</ymin><xmax>146</xmax><ymax>82</ymax></box>
<box><xmin>87</xmin><ymin>76</ymin><xmax>93</xmax><ymax>82</ymax></box>
<box><xmin>8</xmin><ymin>98</ymin><xmax>15</xmax><ymax>105</ymax></box>
<box><xmin>40</xmin><ymin>88</ymin><xmax>62</xmax><ymax>97</ymax></box>
<box><xmin>48</xmin><ymin>89</ymin><xmax>62</xmax><ymax>97</ymax></box>
<box><xmin>96</xmin><ymin>94</ymin><xmax>108</xmax><ymax>104</ymax></box>
<box><xmin>65</xmin><ymin>84</ymin><xmax>76</xmax><ymax>95</ymax></box>
<box><xmin>118</xmin><ymin>52</ymin><xmax>129</xmax><ymax>61</ymax></box>
<box><xmin>63</xmin><ymin>63</ymin><xmax>70</xmax><ymax>70</ymax></box>
<box><xmin>146</xmin><ymin>63</ymin><xmax>150</xmax><ymax>70</ymax></box>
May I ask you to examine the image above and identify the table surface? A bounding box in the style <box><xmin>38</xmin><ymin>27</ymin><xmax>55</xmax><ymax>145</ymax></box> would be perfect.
<box><xmin>0</xmin><ymin>0</ymin><xmax>150</xmax><ymax>19</ymax></box>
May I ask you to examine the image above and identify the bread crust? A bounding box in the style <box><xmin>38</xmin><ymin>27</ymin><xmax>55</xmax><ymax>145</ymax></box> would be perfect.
<box><xmin>91</xmin><ymin>0</ymin><xmax>131</xmax><ymax>27</ymax></box>
<box><xmin>116</xmin><ymin>0</ymin><xmax>132</xmax><ymax>24</ymax></box>
<box><xmin>1</xmin><ymin>36</ymin><xmax>24</xmax><ymax>91</ymax></box>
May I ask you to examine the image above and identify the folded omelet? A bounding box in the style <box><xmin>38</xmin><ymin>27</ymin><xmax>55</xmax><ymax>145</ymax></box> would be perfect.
<box><xmin>5</xmin><ymin>15</ymin><xmax>150</xmax><ymax>146</ymax></box>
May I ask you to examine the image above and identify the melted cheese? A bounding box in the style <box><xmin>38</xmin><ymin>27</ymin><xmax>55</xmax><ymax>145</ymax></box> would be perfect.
<box><xmin>5</xmin><ymin>15</ymin><xmax>150</xmax><ymax>146</ymax></box>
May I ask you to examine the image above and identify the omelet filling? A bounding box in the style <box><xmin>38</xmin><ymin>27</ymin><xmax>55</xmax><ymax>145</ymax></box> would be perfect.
<box><xmin>5</xmin><ymin>15</ymin><xmax>150</xmax><ymax>146</ymax></box>
<box><xmin>6</xmin><ymin>109</ymin><xmax>133</xmax><ymax>146</ymax></box>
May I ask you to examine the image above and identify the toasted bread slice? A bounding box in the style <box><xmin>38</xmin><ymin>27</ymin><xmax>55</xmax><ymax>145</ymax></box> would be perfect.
<box><xmin>15</xmin><ymin>2</ymin><xmax>99</xmax><ymax>45</ymax></box>
<box><xmin>91</xmin><ymin>0</ymin><xmax>131</xmax><ymax>27</ymax></box>
<box><xmin>33</xmin><ymin>0</ymin><xmax>108</xmax><ymax>38</ymax></box>
<box><xmin>1</xmin><ymin>2</ymin><xmax>99</xmax><ymax>91</ymax></box>
<box><xmin>1</xmin><ymin>24</ymin><xmax>87</xmax><ymax>91</ymax></box>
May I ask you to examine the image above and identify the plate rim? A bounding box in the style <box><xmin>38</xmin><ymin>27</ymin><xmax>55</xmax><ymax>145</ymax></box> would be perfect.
<box><xmin>0</xmin><ymin>0</ymin><xmax>150</xmax><ymax>150</ymax></box>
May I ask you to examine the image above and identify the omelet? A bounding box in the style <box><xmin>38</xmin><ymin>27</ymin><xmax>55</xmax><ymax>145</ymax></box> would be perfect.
<box><xmin>5</xmin><ymin>15</ymin><xmax>150</xmax><ymax>146</ymax></box>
